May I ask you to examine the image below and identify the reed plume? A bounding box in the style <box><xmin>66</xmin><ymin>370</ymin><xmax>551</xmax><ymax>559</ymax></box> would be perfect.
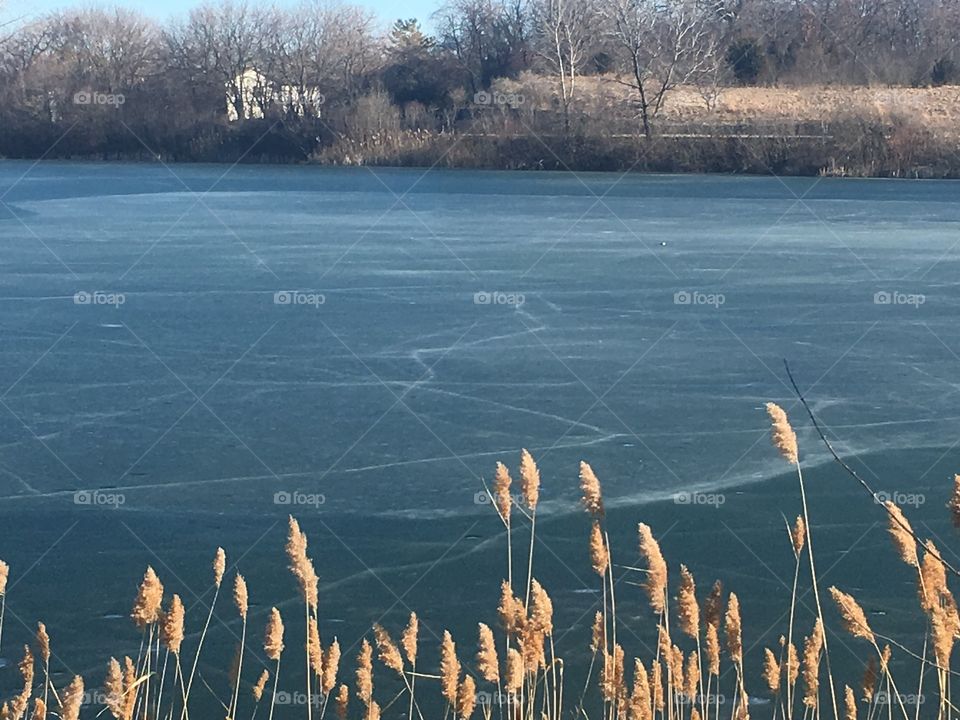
<box><xmin>322</xmin><ymin>639</ymin><xmax>341</xmax><ymax>695</ymax></box>
<box><xmin>0</xmin><ymin>560</ymin><xmax>8</xmax><ymax>595</ymax></box>
<box><xmin>724</xmin><ymin>593</ymin><xmax>742</xmax><ymax>664</ymax></box>
<box><xmin>308</xmin><ymin>618</ymin><xmax>322</xmax><ymax>677</ymax></box>
<box><xmin>493</xmin><ymin>462</ymin><xmax>512</xmax><ymax>522</ymax></box>
<box><xmin>335</xmin><ymin>685</ymin><xmax>349</xmax><ymax>720</ymax></box>
<box><xmin>373</xmin><ymin>624</ymin><xmax>404</xmax><ymax>674</ymax></box>
<box><xmin>844</xmin><ymin>684</ymin><xmax>856</xmax><ymax>720</ymax></box>
<box><xmin>651</xmin><ymin>661</ymin><xmax>664</xmax><ymax>713</ymax></box>
<box><xmin>762</xmin><ymin>648</ymin><xmax>780</xmax><ymax>693</ymax></box>
<box><xmin>629</xmin><ymin>659</ymin><xmax>650</xmax><ymax>720</ymax></box>
<box><xmin>60</xmin><ymin>676</ymin><xmax>83</xmax><ymax>720</ymax></box>
<box><xmin>104</xmin><ymin>657</ymin><xmax>124</xmax><ymax>720</ymax></box>
<box><xmin>683</xmin><ymin>651</ymin><xmax>699</xmax><ymax>699</ymax></box>
<box><xmin>161</xmin><ymin>594</ymin><xmax>185</xmax><ymax>654</ymax></box>
<box><xmin>920</xmin><ymin>540</ymin><xmax>948</xmax><ymax>613</ymax></box>
<box><xmin>402</xmin><ymin>612</ymin><xmax>419</xmax><ymax>665</ymax></box>
<box><xmin>214</xmin><ymin>547</ymin><xmax>226</xmax><ymax>587</ymax></box>
<box><xmin>253</xmin><ymin>670</ymin><xmax>269</xmax><ymax>702</ymax></box>
<box><xmin>29</xmin><ymin>699</ymin><xmax>43</xmax><ymax>720</ymax></box>
<box><xmin>456</xmin><ymin>675</ymin><xmax>477</xmax><ymax>720</ymax></box>
<box><xmin>786</xmin><ymin>642</ymin><xmax>799</xmax><ymax>689</ymax></box>
<box><xmin>589</xmin><ymin>521</ymin><xmax>609</xmax><ymax>576</ymax></box>
<box><xmin>704</xmin><ymin>624</ymin><xmax>720</xmax><ymax>676</ymax></box>
<box><xmin>131</xmin><ymin>566</ymin><xmax>164</xmax><ymax>628</ymax></box>
<box><xmin>765</xmin><ymin>402</ymin><xmax>798</xmax><ymax>464</ymax></box>
<box><xmin>884</xmin><ymin>501</ymin><xmax>918</xmax><ymax>566</ymax></box>
<box><xmin>356</xmin><ymin>639</ymin><xmax>374</xmax><ymax>706</ymax></box>
<box><xmin>861</xmin><ymin>658</ymin><xmax>876</xmax><ymax>702</ymax></box>
<box><xmin>530</xmin><ymin>579</ymin><xmax>554</xmax><ymax>635</ymax></box>
<box><xmin>829</xmin><ymin>587</ymin><xmax>874</xmax><ymax>642</ymax></box>
<box><xmin>441</xmin><ymin>631</ymin><xmax>461</xmax><ymax>706</ymax></box>
<box><xmin>36</xmin><ymin>622</ymin><xmax>49</xmax><ymax>665</ymax></box>
<box><xmin>948</xmin><ymin>474</ymin><xmax>960</xmax><ymax>528</ymax></box>
<box><xmin>677</xmin><ymin>565</ymin><xmax>699</xmax><ymax>640</ymax></box>
<box><xmin>498</xmin><ymin>581</ymin><xmax>525</xmax><ymax>636</ymax></box>
<box><xmin>801</xmin><ymin>619</ymin><xmax>824</xmax><ymax>708</ymax></box>
<box><xmin>703</xmin><ymin>580</ymin><xmax>723</xmax><ymax>629</ymax></box>
<box><xmin>579</xmin><ymin>461</ymin><xmax>604</xmax><ymax>518</ymax></box>
<box><xmin>505</xmin><ymin>649</ymin><xmax>523</xmax><ymax>694</ymax></box>
<box><xmin>477</xmin><ymin>623</ymin><xmax>499</xmax><ymax>683</ymax></box>
<box><xmin>791</xmin><ymin>515</ymin><xmax>806</xmax><ymax>556</ymax></box>
<box><xmin>122</xmin><ymin>657</ymin><xmax>136</xmax><ymax>720</ymax></box>
<box><xmin>368</xmin><ymin>700</ymin><xmax>381</xmax><ymax>720</ymax></box>
<box><xmin>265</xmin><ymin>608</ymin><xmax>284</xmax><ymax>660</ymax></box>
<box><xmin>931</xmin><ymin>602</ymin><xmax>956</xmax><ymax>667</ymax></box>
<box><xmin>638</xmin><ymin>524</ymin><xmax>667</xmax><ymax>614</ymax></box>
<box><xmin>591</xmin><ymin>612</ymin><xmax>605</xmax><ymax>653</ymax></box>
<box><xmin>519</xmin><ymin>449</ymin><xmax>540</xmax><ymax>510</ymax></box>
<box><xmin>286</xmin><ymin>516</ymin><xmax>319</xmax><ymax>610</ymax></box>
<box><xmin>234</xmin><ymin>574</ymin><xmax>248</xmax><ymax>619</ymax></box>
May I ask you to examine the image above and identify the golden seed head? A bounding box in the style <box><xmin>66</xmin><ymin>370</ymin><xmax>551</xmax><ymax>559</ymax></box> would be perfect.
<box><xmin>579</xmin><ymin>461</ymin><xmax>604</xmax><ymax>518</ymax></box>
<box><xmin>264</xmin><ymin>607</ymin><xmax>284</xmax><ymax>661</ymax></box>
<box><xmin>323</xmin><ymin>639</ymin><xmax>342</xmax><ymax>695</ymax></box>
<box><xmin>591</xmin><ymin>611</ymin><xmax>605</xmax><ymax>654</ymax></box>
<box><xmin>373</xmin><ymin>623</ymin><xmax>404</xmax><ymax>675</ymax></box>
<box><xmin>844</xmin><ymin>685</ymin><xmax>857</xmax><ymax>720</ymax></box>
<box><xmin>589</xmin><ymin>521</ymin><xmax>609</xmax><ymax>577</ymax></box>
<box><xmin>683</xmin><ymin>651</ymin><xmax>699</xmax><ymax>699</ymax></box>
<box><xmin>161</xmin><ymin>594</ymin><xmax>185</xmax><ymax>655</ymax></box>
<box><xmin>286</xmin><ymin>516</ymin><xmax>319</xmax><ymax>611</ymax></box>
<box><xmin>477</xmin><ymin>623</ymin><xmax>499</xmax><ymax>683</ymax></box>
<box><xmin>651</xmin><ymin>661</ymin><xmax>664</xmax><ymax>712</ymax></box>
<box><xmin>703</xmin><ymin>579</ymin><xmax>723</xmax><ymax>629</ymax></box>
<box><xmin>214</xmin><ymin>547</ymin><xmax>226</xmax><ymax>587</ymax></box>
<box><xmin>0</xmin><ymin>560</ymin><xmax>9</xmax><ymax>596</ymax></box>
<box><xmin>786</xmin><ymin>642</ymin><xmax>800</xmax><ymax>687</ymax></box>
<box><xmin>335</xmin><ymin>684</ymin><xmax>349</xmax><ymax>720</ymax></box>
<box><xmin>60</xmin><ymin>675</ymin><xmax>84</xmax><ymax>720</ymax></box>
<box><xmin>677</xmin><ymin>565</ymin><xmax>700</xmax><ymax>640</ymax></box>
<box><xmin>497</xmin><ymin>580</ymin><xmax>525</xmax><ymax>636</ymax></box>
<box><xmin>456</xmin><ymin>675</ymin><xmax>477</xmax><ymax>720</ymax></box>
<box><xmin>705</xmin><ymin>623</ymin><xmax>720</xmax><ymax>676</ymax></box>
<box><xmin>885</xmin><ymin>502</ymin><xmax>918</xmax><ymax>567</ymax></box>
<box><xmin>920</xmin><ymin>540</ymin><xmax>948</xmax><ymax>613</ymax></box>
<box><xmin>638</xmin><ymin>523</ymin><xmax>667</xmax><ymax>614</ymax></box>
<box><xmin>356</xmin><ymin>638</ymin><xmax>374</xmax><ymax>706</ymax></box>
<box><xmin>829</xmin><ymin>587</ymin><xmax>874</xmax><ymax>643</ymax></box>
<box><xmin>505</xmin><ymin>649</ymin><xmax>523</xmax><ymax>693</ymax></box>
<box><xmin>493</xmin><ymin>462</ymin><xmax>512</xmax><ymax>523</ymax></box>
<box><xmin>234</xmin><ymin>574</ymin><xmax>249</xmax><ymax>619</ymax></box>
<box><xmin>862</xmin><ymin>657</ymin><xmax>877</xmax><ymax>702</ymax></box>
<box><xmin>131</xmin><ymin>566</ymin><xmax>164</xmax><ymax>628</ymax></box>
<box><xmin>801</xmin><ymin>619</ymin><xmax>824</xmax><ymax>708</ymax></box>
<box><xmin>530</xmin><ymin>579</ymin><xmax>554</xmax><ymax>635</ymax></box>
<box><xmin>629</xmin><ymin>659</ymin><xmax>651</xmax><ymax>720</ymax></box>
<box><xmin>36</xmin><ymin>622</ymin><xmax>50</xmax><ymax>664</ymax></box>
<box><xmin>948</xmin><ymin>474</ymin><xmax>960</xmax><ymax>528</ymax></box>
<box><xmin>763</xmin><ymin>648</ymin><xmax>781</xmax><ymax>694</ymax></box>
<box><xmin>104</xmin><ymin>657</ymin><xmax>124</xmax><ymax>719</ymax></box>
<box><xmin>724</xmin><ymin>592</ymin><xmax>742</xmax><ymax>664</ymax></box>
<box><xmin>253</xmin><ymin>669</ymin><xmax>270</xmax><ymax>702</ymax></box>
<box><xmin>791</xmin><ymin>515</ymin><xmax>806</xmax><ymax>555</ymax></box>
<box><xmin>30</xmin><ymin>698</ymin><xmax>45</xmax><ymax>720</ymax></box>
<box><xmin>440</xmin><ymin>630</ymin><xmax>461</xmax><ymax>706</ymax></box>
<box><xmin>308</xmin><ymin>617</ymin><xmax>322</xmax><ymax>677</ymax></box>
<box><xmin>401</xmin><ymin>612</ymin><xmax>419</xmax><ymax>665</ymax></box>
<box><xmin>765</xmin><ymin>402</ymin><xmax>799</xmax><ymax>464</ymax></box>
<box><xmin>519</xmin><ymin>449</ymin><xmax>540</xmax><ymax>510</ymax></box>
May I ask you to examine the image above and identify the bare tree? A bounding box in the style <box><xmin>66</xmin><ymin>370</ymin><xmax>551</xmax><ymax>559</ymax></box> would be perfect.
<box><xmin>602</xmin><ymin>0</ymin><xmax>720</xmax><ymax>137</ymax></box>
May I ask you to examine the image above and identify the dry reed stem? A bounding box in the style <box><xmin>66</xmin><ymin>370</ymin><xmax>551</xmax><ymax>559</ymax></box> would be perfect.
<box><xmin>579</xmin><ymin>461</ymin><xmax>604</xmax><ymax>518</ymax></box>
<box><xmin>356</xmin><ymin>639</ymin><xmax>374</xmax><ymax>706</ymax></box>
<box><xmin>637</xmin><ymin>524</ymin><xmax>667</xmax><ymax>614</ymax></box>
<box><xmin>765</xmin><ymin>403</ymin><xmax>799</xmax><ymax>464</ymax></box>
<box><xmin>264</xmin><ymin>608</ymin><xmax>284</xmax><ymax>661</ymax></box>
<box><xmin>477</xmin><ymin>623</ymin><xmax>499</xmax><ymax>683</ymax></box>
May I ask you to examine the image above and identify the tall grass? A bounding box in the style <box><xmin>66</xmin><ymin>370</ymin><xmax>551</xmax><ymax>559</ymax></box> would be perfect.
<box><xmin>0</xmin><ymin>405</ymin><xmax>957</xmax><ymax>720</ymax></box>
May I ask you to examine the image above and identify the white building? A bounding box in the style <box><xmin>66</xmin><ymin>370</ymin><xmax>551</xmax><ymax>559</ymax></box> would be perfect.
<box><xmin>226</xmin><ymin>68</ymin><xmax>325</xmax><ymax>122</ymax></box>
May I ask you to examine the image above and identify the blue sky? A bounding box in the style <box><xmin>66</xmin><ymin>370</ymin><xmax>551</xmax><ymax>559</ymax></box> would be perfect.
<box><xmin>4</xmin><ymin>0</ymin><xmax>439</xmax><ymax>30</ymax></box>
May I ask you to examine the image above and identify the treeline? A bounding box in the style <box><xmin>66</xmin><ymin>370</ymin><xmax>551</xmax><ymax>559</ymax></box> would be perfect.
<box><xmin>0</xmin><ymin>0</ymin><xmax>958</xmax><ymax>175</ymax></box>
